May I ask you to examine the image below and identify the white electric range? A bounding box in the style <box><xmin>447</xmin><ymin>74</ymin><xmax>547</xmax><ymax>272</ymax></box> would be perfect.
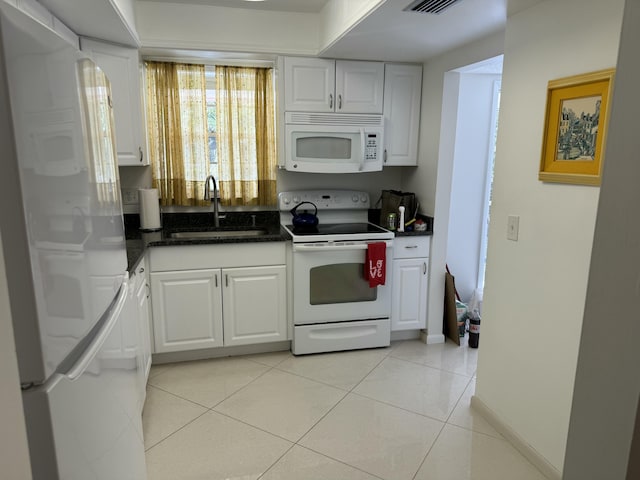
<box><xmin>279</xmin><ymin>190</ymin><xmax>394</xmax><ymax>355</ymax></box>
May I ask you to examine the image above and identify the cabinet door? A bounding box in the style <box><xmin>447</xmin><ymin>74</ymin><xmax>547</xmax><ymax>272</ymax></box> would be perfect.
<box><xmin>391</xmin><ymin>258</ymin><xmax>428</xmax><ymax>331</ymax></box>
<box><xmin>222</xmin><ymin>266</ymin><xmax>286</xmax><ymax>346</ymax></box>
<box><xmin>383</xmin><ymin>64</ymin><xmax>422</xmax><ymax>166</ymax></box>
<box><xmin>150</xmin><ymin>269</ymin><xmax>223</xmax><ymax>353</ymax></box>
<box><xmin>336</xmin><ymin>60</ymin><xmax>385</xmax><ymax>114</ymax></box>
<box><xmin>134</xmin><ymin>263</ymin><xmax>152</xmax><ymax>383</ymax></box>
<box><xmin>80</xmin><ymin>38</ymin><xmax>147</xmax><ymax>166</ymax></box>
<box><xmin>284</xmin><ymin>57</ymin><xmax>335</xmax><ymax>112</ymax></box>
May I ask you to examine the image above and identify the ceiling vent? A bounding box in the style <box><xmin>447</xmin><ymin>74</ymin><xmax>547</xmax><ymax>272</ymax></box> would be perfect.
<box><xmin>404</xmin><ymin>0</ymin><xmax>462</xmax><ymax>14</ymax></box>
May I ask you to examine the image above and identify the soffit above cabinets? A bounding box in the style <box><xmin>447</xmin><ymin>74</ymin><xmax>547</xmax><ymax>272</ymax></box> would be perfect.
<box><xmin>140</xmin><ymin>0</ymin><xmax>330</xmax><ymax>13</ymax></box>
<box><xmin>39</xmin><ymin>0</ymin><xmax>140</xmax><ymax>47</ymax></box>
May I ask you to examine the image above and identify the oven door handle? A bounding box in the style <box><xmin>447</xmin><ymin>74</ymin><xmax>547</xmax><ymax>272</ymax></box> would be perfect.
<box><xmin>293</xmin><ymin>242</ymin><xmax>392</xmax><ymax>252</ymax></box>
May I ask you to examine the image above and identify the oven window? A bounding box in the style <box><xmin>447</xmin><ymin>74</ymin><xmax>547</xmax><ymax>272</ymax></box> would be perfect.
<box><xmin>296</xmin><ymin>136</ymin><xmax>351</xmax><ymax>160</ymax></box>
<box><xmin>310</xmin><ymin>263</ymin><xmax>377</xmax><ymax>305</ymax></box>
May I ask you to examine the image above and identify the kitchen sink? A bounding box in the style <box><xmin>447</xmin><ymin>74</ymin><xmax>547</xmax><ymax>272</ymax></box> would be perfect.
<box><xmin>169</xmin><ymin>228</ymin><xmax>268</xmax><ymax>240</ymax></box>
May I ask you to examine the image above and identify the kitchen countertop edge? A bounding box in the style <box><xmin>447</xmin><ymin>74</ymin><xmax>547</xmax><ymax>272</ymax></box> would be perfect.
<box><xmin>124</xmin><ymin>212</ymin><xmax>290</xmax><ymax>272</ymax></box>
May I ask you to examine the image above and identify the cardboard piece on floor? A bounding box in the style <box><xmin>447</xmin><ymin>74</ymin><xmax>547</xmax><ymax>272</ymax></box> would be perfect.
<box><xmin>443</xmin><ymin>272</ymin><xmax>461</xmax><ymax>346</ymax></box>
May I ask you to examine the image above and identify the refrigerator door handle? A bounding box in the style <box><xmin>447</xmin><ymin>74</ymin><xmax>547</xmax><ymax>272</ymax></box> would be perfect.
<box><xmin>65</xmin><ymin>273</ymin><xmax>130</xmax><ymax>381</ymax></box>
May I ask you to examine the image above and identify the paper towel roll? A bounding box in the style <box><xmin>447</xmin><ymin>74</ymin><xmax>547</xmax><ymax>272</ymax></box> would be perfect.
<box><xmin>139</xmin><ymin>188</ymin><xmax>161</xmax><ymax>231</ymax></box>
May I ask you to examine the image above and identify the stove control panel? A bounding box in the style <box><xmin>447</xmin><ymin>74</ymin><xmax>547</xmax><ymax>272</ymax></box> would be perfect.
<box><xmin>278</xmin><ymin>190</ymin><xmax>370</xmax><ymax>210</ymax></box>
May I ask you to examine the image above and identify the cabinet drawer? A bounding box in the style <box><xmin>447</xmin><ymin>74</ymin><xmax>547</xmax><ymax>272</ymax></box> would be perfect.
<box><xmin>393</xmin><ymin>236</ymin><xmax>430</xmax><ymax>259</ymax></box>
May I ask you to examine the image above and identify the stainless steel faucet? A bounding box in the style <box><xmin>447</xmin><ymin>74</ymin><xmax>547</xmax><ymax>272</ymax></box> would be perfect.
<box><xmin>204</xmin><ymin>175</ymin><xmax>220</xmax><ymax>227</ymax></box>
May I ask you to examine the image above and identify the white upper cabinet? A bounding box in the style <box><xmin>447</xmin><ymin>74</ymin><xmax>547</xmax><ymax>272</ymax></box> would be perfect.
<box><xmin>383</xmin><ymin>63</ymin><xmax>423</xmax><ymax>166</ymax></box>
<box><xmin>80</xmin><ymin>38</ymin><xmax>147</xmax><ymax>166</ymax></box>
<box><xmin>335</xmin><ymin>60</ymin><xmax>385</xmax><ymax>114</ymax></box>
<box><xmin>284</xmin><ymin>57</ymin><xmax>335</xmax><ymax>112</ymax></box>
<box><xmin>284</xmin><ymin>57</ymin><xmax>384</xmax><ymax>114</ymax></box>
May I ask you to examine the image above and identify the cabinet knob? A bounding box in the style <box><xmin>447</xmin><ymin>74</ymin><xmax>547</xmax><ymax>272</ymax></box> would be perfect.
<box><xmin>329</xmin><ymin>93</ymin><xmax>333</xmax><ymax>109</ymax></box>
<box><xmin>139</xmin><ymin>146</ymin><xmax>143</xmax><ymax>163</ymax></box>
<box><xmin>338</xmin><ymin>94</ymin><xmax>342</xmax><ymax>110</ymax></box>
<box><xmin>423</xmin><ymin>262</ymin><xmax>427</xmax><ymax>274</ymax></box>
<box><xmin>138</xmin><ymin>267</ymin><xmax>144</xmax><ymax>273</ymax></box>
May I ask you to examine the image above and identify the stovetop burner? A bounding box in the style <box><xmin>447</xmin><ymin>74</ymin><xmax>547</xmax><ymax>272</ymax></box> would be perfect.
<box><xmin>287</xmin><ymin>222</ymin><xmax>388</xmax><ymax>236</ymax></box>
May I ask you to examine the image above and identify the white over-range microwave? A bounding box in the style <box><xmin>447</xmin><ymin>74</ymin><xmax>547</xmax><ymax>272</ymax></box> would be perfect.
<box><xmin>284</xmin><ymin>112</ymin><xmax>384</xmax><ymax>173</ymax></box>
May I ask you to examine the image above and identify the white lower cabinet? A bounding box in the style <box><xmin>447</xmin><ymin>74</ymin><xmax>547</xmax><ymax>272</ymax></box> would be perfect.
<box><xmin>133</xmin><ymin>258</ymin><xmax>152</xmax><ymax>381</ymax></box>
<box><xmin>149</xmin><ymin>243</ymin><xmax>287</xmax><ymax>354</ymax></box>
<box><xmin>391</xmin><ymin>236</ymin><xmax>430</xmax><ymax>331</ymax></box>
<box><xmin>151</xmin><ymin>269</ymin><xmax>224</xmax><ymax>353</ymax></box>
<box><xmin>222</xmin><ymin>266</ymin><xmax>286</xmax><ymax>347</ymax></box>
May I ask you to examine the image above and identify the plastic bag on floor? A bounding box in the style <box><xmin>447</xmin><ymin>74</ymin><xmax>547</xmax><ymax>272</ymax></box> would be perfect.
<box><xmin>468</xmin><ymin>288</ymin><xmax>483</xmax><ymax>316</ymax></box>
<box><xmin>455</xmin><ymin>300</ymin><xmax>468</xmax><ymax>337</ymax></box>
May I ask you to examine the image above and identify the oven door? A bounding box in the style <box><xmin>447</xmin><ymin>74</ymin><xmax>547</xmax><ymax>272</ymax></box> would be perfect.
<box><xmin>292</xmin><ymin>240</ymin><xmax>392</xmax><ymax>325</ymax></box>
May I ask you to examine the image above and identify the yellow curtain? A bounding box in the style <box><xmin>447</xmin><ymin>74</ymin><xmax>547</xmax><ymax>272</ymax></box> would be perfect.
<box><xmin>77</xmin><ymin>58</ymin><xmax>119</xmax><ymax>207</ymax></box>
<box><xmin>145</xmin><ymin>61</ymin><xmax>209</xmax><ymax>206</ymax></box>
<box><xmin>215</xmin><ymin>66</ymin><xmax>277</xmax><ymax>206</ymax></box>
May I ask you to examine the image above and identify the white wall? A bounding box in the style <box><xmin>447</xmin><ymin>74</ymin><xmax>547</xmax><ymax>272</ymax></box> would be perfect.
<box><xmin>0</xmin><ymin>233</ymin><xmax>33</xmax><ymax>479</ymax></box>
<box><xmin>562</xmin><ymin>0</ymin><xmax>640</xmax><ymax>477</ymax></box>
<box><xmin>135</xmin><ymin>1</ymin><xmax>320</xmax><ymax>55</ymax></box>
<box><xmin>446</xmin><ymin>72</ymin><xmax>500</xmax><ymax>303</ymax></box>
<box><xmin>474</xmin><ymin>0</ymin><xmax>625</xmax><ymax>474</ymax></box>
<box><xmin>402</xmin><ymin>30</ymin><xmax>504</xmax><ymax>342</ymax></box>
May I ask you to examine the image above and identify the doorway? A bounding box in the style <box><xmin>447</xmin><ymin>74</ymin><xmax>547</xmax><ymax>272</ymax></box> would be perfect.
<box><xmin>444</xmin><ymin>56</ymin><xmax>503</xmax><ymax>307</ymax></box>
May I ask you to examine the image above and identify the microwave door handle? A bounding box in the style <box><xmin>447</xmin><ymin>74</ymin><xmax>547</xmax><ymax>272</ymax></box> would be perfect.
<box><xmin>359</xmin><ymin>128</ymin><xmax>365</xmax><ymax>171</ymax></box>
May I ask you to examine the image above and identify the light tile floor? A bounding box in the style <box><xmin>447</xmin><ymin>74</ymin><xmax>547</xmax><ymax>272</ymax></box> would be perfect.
<box><xmin>143</xmin><ymin>339</ymin><xmax>548</xmax><ymax>480</ymax></box>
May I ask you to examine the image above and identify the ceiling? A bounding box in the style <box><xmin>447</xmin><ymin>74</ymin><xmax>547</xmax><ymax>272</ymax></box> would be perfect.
<box><xmin>138</xmin><ymin>0</ymin><xmax>545</xmax><ymax>62</ymax></box>
<box><xmin>322</xmin><ymin>0</ymin><xmax>507</xmax><ymax>62</ymax></box>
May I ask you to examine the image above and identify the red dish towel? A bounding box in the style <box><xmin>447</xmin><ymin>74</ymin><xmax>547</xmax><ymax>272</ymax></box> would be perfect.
<box><xmin>365</xmin><ymin>242</ymin><xmax>386</xmax><ymax>287</ymax></box>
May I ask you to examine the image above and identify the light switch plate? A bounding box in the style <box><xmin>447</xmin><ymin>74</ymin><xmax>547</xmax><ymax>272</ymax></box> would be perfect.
<box><xmin>507</xmin><ymin>215</ymin><xmax>519</xmax><ymax>241</ymax></box>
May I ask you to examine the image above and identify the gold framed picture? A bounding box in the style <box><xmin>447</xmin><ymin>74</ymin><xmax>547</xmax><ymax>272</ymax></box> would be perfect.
<box><xmin>539</xmin><ymin>69</ymin><xmax>615</xmax><ymax>185</ymax></box>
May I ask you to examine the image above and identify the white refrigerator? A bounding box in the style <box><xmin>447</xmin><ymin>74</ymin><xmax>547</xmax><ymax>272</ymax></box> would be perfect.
<box><xmin>0</xmin><ymin>3</ymin><xmax>147</xmax><ymax>479</ymax></box>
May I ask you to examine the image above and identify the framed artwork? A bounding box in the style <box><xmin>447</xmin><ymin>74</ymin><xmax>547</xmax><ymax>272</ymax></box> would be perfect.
<box><xmin>539</xmin><ymin>69</ymin><xmax>615</xmax><ymax>185</ymax></box>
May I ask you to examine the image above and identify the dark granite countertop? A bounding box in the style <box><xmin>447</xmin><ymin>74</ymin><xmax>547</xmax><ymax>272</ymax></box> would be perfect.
<box><xmin>124</xmin><ymin>211</ymin><xmax>290</xmax><ymax>272</ymax></box>
<box><xmin>124</xmin><ymin>209</ymin><xmax>432</xmax><ymax>272</ymax></box>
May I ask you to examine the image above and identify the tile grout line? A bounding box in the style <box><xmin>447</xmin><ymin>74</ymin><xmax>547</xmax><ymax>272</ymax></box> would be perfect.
<box><xmin>410</xmin><ymin>420</ymin><xmax>448</xmax><ymax>480</ymax></box>
<box><xmin>387</xmin><ymin>351</ymin><xmax>478</xmax><ymax>378</ymax></box>
<box><xmin>269</xmin><ymin>352</ymin><xmax>389</xmax><ymax>392</ymax></box>
<box><xmin>443</xmin><ymin>375</ymin><xmax>475</xmax><ymax>424</ymax></box>
<box><xmin>348</xmin><ymin>390</ymin><xmax>451</xmax><ymax>425</ymax></box>
<box><xmin>206</xmin><ymin>363</ymin><xmax>276</xmax><ymax>411</ymax></box>
<box><xmin>292</xmin><ymin>444</ymin><xmax>388</xmax><ymax>480</ymax></box>
<box><xmin>144</xmin><ymin>408</ymin><xmax>211</xmax><ymax>453</ymax></box>
<box><xmin>255</xmin><ymin>442</ymin><xmax>298</xmax><ymax>480</ymax></box>
<box><xmin>144</xmin><ymin>383</ymin><xmax>212</xmax><ymax>410</ymax></box>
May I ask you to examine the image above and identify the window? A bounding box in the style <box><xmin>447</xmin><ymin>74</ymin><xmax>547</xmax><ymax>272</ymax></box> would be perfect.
<box><xmin>205</xmin><ymin>67</ymin><xmax>217</xmax><ymax>166</ymax></box>
<box><xmin>145</xmin><ymin>61</ymin><xmax>277</xmax><ymax>207</ymax></box>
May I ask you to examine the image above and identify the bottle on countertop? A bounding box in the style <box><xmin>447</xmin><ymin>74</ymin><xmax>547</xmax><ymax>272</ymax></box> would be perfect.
<box><xmin>398</xmin><ymin>206</ymin><xmax>405</xmax><ymax>232</ymax></box>
<box><xmin>387</xmin><ymin>213</ymin><xmax>397</xmax><ymax>231</ymax></box>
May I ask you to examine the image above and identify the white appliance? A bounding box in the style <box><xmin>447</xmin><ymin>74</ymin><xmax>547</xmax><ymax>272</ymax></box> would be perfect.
<box><xmin>284</xmin><ymin>112</ymin><xmax>384</xmax><ymax>173</ymax></box>
<box><xmin>0</xmin><ymin>4</ymin><xmax>147</xmax><ymax>479</ymax></box>
<box><xmin>280</xmin><ymin>190</ymin><xmax>394</xmax><ymax>355</ymax></box>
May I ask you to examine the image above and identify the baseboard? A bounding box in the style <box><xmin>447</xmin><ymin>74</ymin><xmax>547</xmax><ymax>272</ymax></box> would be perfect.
<box><xmin>425</xmin><ymin>333</ymin><xmax>445</xmax><ymax>344</ymax></box>
<box><xmin>151</xmin><ymin>341</ymin><xmax>291</xmax><ymax>365</ymax></box>
<box><xmin>391</xmin><ymin>330</ymin><xmax>421</xmax><ymax>341</ymax></box>
<box><xmin>470</xmin><ymin>395</ymin><xmax>562</xmax><ymax>480</ymax></box>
